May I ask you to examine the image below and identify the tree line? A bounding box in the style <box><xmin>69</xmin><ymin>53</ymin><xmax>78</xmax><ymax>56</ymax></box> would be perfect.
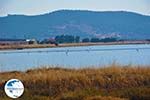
<box><xmin>54</xmin><ymin>35</ymin><xmax>117</xmax><ymax>43</ymax></box>
<box><xmin>40</xmin><ymin>35</ymin><xmax>118</xmax><ymax>44</ymax></box>
<box><xmin>55</xmin><ymin>35</ymin><xmax>80</xmax><ymax>43</ymax></box>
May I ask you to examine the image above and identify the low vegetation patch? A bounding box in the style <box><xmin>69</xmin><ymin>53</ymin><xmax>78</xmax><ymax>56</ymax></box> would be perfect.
<box><xmin>0</xmin><ymin>65</ymin><xmax>150</xmax><ymax>100</ymax></box>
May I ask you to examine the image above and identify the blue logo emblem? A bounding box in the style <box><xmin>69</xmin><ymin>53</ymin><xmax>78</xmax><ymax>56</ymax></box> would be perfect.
<box><xmin>4</xmin><ymin>79</ymin><xmax>24</xmax><ymax>98</ymax></box>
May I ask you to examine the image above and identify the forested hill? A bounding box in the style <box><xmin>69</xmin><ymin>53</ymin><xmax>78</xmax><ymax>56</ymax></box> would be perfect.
<box><xmin>0</xmin><ymin>10</ymin><xmax>150</xmax><ymax>40</ymax></box>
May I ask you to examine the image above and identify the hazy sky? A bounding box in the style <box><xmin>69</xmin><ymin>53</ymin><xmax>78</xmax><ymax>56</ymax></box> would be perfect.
<box><xmin>0</xmin><ymin>0</ymin><xmax>150</xmax><ymax>16</ymax></box>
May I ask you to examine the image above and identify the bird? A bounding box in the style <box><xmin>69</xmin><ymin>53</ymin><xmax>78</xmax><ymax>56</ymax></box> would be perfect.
<box><xmin>136</xmin><ymin>49</ymin><xmax>139</xmax><ymax>52</ymax></box>
<box><xmin>65</xmin><ymin>50</ymin><xmax>69</xmax><ymax>55</ymax></box>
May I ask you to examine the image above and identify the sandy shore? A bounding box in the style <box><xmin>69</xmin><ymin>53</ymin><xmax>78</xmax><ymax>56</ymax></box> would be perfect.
<box><xmin>0</xmin><ymin>41</ymin><xmax>150</xmax><ymax>50</ymax></box>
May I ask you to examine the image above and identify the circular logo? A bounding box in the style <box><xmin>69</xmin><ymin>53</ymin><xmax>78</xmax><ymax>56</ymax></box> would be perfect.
<box><xmin>4</xmin><ymin>79</ymin><xmax>24</xmax><ymax>98</ymax></box>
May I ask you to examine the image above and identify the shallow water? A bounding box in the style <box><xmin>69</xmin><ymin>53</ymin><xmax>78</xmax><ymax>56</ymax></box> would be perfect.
<box><xmin>0</xmin><ymin>44</ymin><xmax>150</xmax><ymax>72</ymax></box>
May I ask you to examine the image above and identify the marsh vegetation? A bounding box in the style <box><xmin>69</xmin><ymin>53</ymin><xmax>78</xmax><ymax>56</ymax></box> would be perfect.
<box><xmin>0</xmin><ymin>65</ymin><xmax>150</xmax><ymax>100</ymax></box>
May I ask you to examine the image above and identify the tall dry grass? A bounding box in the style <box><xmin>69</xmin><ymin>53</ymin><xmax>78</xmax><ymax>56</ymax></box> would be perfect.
<box><xmin>0</xmin><ymin>65</ymin><xmax>150</xmax><ymax>100</ymax></box>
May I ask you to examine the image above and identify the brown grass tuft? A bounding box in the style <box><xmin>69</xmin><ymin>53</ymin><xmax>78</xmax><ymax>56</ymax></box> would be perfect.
<box><xmin>0</xmin><ymin>65</ymin><xmax>150</xmax><ymax>100</ymax></box>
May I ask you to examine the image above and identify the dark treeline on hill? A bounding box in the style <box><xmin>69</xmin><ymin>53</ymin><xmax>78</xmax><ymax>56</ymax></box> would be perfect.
<box><xmin>40</xmin><ymin>35</ymin><xmax>118</xmax><ymax>44</ymax></box>
<box><xmin>88</xmin><ymin>37</ymin><xmax>117</xmax><ymax>43</ymax></box>
<box><xmin>0</xmin><ymin>10</ymin><xmax>150</xmax><ymax>40</ymax></box>
<box><xmin>55</xmin><ymin>35</ymin><xmax>118</xmax><ymax>43</ymax></box>
<box><xmin>55</xmin><ymin>35</ymin><xmax>80</xmax><ymax>43</ymax></box>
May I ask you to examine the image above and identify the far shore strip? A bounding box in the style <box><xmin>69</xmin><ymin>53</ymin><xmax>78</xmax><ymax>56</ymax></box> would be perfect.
<box><xmin>0</xmin><ymin>41</ymin><xmax>150</xmax><ymax>50</ymax></box>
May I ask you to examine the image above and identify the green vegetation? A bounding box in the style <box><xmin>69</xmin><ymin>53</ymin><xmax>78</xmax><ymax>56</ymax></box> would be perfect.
<box><xmin>54</xmin><ymin>35</ymin><xmax>118</xmax><ymax>44</ymax></box>
<box><xmin>0</xmin><ymin>65</ymin><xmax>150</xmax><ymax>100</ymax></box>
<box><xmin>55</xmin><ymin>35</ymin><xmax>80</xmax><ymax>43</ymax></box>
<box><xmin>82</xmin><ymin>38</ymin><xmax>90</xmax><ymax>43</ymax></box>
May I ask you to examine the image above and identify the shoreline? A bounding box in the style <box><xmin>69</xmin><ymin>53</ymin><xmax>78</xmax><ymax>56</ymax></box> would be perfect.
<box><xmin>0</xmin><ymin>41</ymin><xmax>150</xmax><ymax>50</ymax></box>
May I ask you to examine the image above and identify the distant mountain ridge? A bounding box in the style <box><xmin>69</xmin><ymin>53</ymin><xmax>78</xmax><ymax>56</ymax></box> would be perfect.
<box><xmin>0</xmin><ymin>10</ymin><xmax>150</xmax><ymax>40</ymax></box>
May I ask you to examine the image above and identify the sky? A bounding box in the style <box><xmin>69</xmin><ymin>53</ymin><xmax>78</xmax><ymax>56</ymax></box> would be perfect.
<box><xmin>0</xmin><ymin>0</ymin><xmax>150</xmax><ymax>16</ymax></box>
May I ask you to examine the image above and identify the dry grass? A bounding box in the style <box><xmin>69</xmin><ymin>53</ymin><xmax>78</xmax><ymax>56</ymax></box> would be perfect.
<box><xmin>0</xmin><ymin>44</ymin><xmax>56</xmax><ymax>50</ymax></box>
<box><xmin>0</xmin><ymin>65</ymin><xmax>150</xmax><ymax>100</ymax></box>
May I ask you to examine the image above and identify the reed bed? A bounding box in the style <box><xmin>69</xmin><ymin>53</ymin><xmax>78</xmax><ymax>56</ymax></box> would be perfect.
<box><xmin>0</xmin><ymin>65</ymin><xmax>150</xmax><ymax>100</ymax></box>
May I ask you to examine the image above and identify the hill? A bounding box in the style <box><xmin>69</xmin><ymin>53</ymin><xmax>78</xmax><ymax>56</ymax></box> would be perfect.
<box><xmin>0</xmin><ymin>10</ymin><xmax>150</xmax><ymax>40</ymax></box>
